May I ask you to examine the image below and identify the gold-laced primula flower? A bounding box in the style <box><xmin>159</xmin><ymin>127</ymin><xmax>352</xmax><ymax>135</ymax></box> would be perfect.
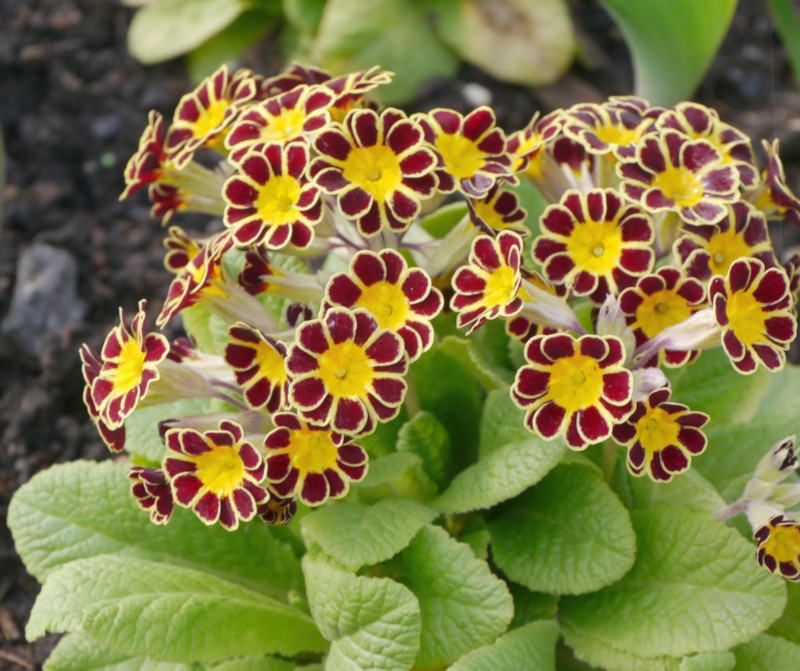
<box><xmin>163</xmin><ymin>225</ymin><xmax>202</xmax><ymax>274</ymax></box>
<box><xmin>286</xmin><ymin>307</ymin><xmax>408</xmax><ymax>435</ymax></box>
<box><xmin>257</xmin><ymin>493</ymin><xmax>298</xmax><ymax>526</ymax></box>
<box><xmin>417</xmin><ymin>107</ymin><xmax>514</xmax><ymax>197</ymax></box>
<box><xmin>784</xmin><ymin>251</ymin><xmax>800</xmax><ymax>301</ymax></box>
<box><xmin>129</xmin><ymin>466</ymin><xmax>174</xmax><ymax>525</ymax></box>
<box><xmin>674</xmin><ymin>202</ymin><xmax>778</xmax><ymax>282</ymax></box>
<box><xmin>225</xmin><ymin>84</ymin><xmax>335</xmax><ymax>163</ymax></box>
<box><xmin>656</xmin><ymin>102</ymin><xmax>758</xmax><ymax>188</ymax></box>
<box><xmin>511</xmin><ymin>333</ymin><xmax>633</xmax><ymax>450</ymax></box>
<box><xmin>619</xmin><ymin>266</ymin><xmax>706</xmax><ymax>367</ymax></box>
<box><xmin>755</xmin><ymin>514</ymin><xmax>800</xmax><ymax>581</ymax></box>
<box><xmin>563</xmin><ymin>100</ymin><xmax>656</xmax><ymax>161</ymax></box>
<box><xmin>323</xmin><ymin>66</ymin><xmax>394</xmax><ymax>121</ymax></box>
<box><xmin>323</xmin><ymin>249</ymin><xmax>443</xmax><ymax>362</ymax></box>
<box><xmin>451</xmin><ymin>231</ymin><xmax>524</xmax><ymax>334</ymax></box>
<box><xmin>747</xmin><ymin>139</ymin><xmax>800</xmax><ymax>228</ymax></box>
<box><xmin>263</xmin><ymin>412</ymin><xmax>368</xmax><ymax>505</ymax></box>
<box><xmin>310</xmin><ymin>108</ymin><xmax>437</xmax><ymax>237</ymax></box>
<box><xmin>165</xmin><ymin>65</ymin><xmax>258</xmax><ymax>168</ymax></box>
<box><xmin>468</xmin><ymin>185</ymin><xmax>528</xmax><ymax>238</ymax></box>
<box><xmin>504</xmin><ymin>270</ymin><xmax>566</xmax><ymax>344</ymax></box>
<box><xmin>224</xmin><ymin>323</ymin><xmax>289</xmax><ymax>412</ymax></box>
<box><xmin>533</xmin><ymin>188</ymin><xmax>655</xmax><ymax>302</ymax></box>
<box><xmin>80</xmin><ymin>344</ymin><xmax>126</xmax><ymax>452</ymax></box>
<box><xmin>163</xmin><ymin>420</ymin><xmax>268</xmax><ymax>530</ymax></box>
<box><xmin>223</xmin><ymin>142</ymin><xmax>322</xmax><ymax>249</ymax></box>
<box><xmin>121</xmin><ymin>110</ymin><xmax>171</xmax><ymax>200</ymax></box>
<box><xmin>618</xmin><ymin>129</ymin><xmax>740</xmax><ymax>225</ymax></box>
<box><xmin>507</xmin><ymin>110</ymin><xmax>563</xmax><ymax>177</ymax></box>
<box><xmin>611</xmin><ymin>387</ymin><xmax>709</xmax><ymax>481</ymax></box>
<box><xmin>709</xmin><ymin>257</ymin><xmax>797</xmax><ymax>374</ymax></box>
<box><xmin>90</xmin><ymin>300</ymin><xmax>169</xmax><ymax>430</ymax></box>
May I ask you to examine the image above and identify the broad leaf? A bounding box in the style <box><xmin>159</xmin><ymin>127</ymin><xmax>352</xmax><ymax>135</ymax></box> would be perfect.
<box><xmin>769</xmin><ymin>581</ymin><xmax>800</xmax><ymax>645</ymax></box>
<box><xmin>448</xmin><ymin>620</ymin><xmax>560</xmax><ymax>671</ymax></box>
<box><xmin>396</xmin><ymin>411</ymin><xmax>455</xmax><ymax>488</ymax></box>
<box><xmin>679</xmin><ymin>651</ymin><xmax>736</xmax><ymax>671</ymax></box>
<box><xmin>439</xmin><ymin>331</ymin><xmax>514</xmax><ymax>392</ymax></box>
<box><xmin>562</xmin><ymin>627</ymin><xmax>682</xmax><ymax>671</ymax></box>
<box><xmin>509</xmin><ymin>584</ymin><xmax>558</xmax><ymax>629</ymax></box>
<box><xmin>733</xmin><ymin>634</ymin><xmax>800</xmax><ymax>670</ymax></box>
<box><xmin>612</xmin><ymin>465</ymin><xmax>725</xmax><ymax>515</ymax></box>
<box><xmin>479</xmin><ymin>389</ymin><xmax>537</xmax><ymax>458</ymax></box>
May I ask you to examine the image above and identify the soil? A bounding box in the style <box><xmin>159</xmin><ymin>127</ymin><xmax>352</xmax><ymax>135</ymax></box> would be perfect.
<box><xmin>1</xmin><ymin>1</ymin><xmax>799</xmax><ymax>668</ymax></box>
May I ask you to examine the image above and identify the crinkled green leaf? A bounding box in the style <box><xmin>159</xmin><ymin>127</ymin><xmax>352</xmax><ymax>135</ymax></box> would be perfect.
<box><xmin>448</xmin><ymin>620</ymin><xmax>560</xmax><ymax>671</ymax></box>
<box><xmin>479</xmin><ymin>389</ymin><xmax>534</xmax><ymax>458</ymax></box>
<box><xmin>489</xmin><ymin>463</ymin><xmax>636</xmax><ymax>595</ymax></box>
<box><xmin>303</xmin><ymin>552</ymin><xmax>420</xmax><ymax>671</ymax></box>
<box><xmin>600</xmin><ymin>0</ymin><xmax>736</xmax><ymax>106</ymax></box>
<box><xmin>301</xmin><ymin>498</ymin><xmax>437</xmax><ymax>571</ymax></box>
<box><xmin>356</xmin><ymin>451</ymin><xmax>421</xmax><ymax>489</ymax></box>
<box><xmin>458</xmin><ymin>517</ymin><xmax>491</xmax><ymax>560</ymax></box>
<box><xmin>399</xmin><ymin>525</ymin><xmax>514</xmax><ymax>669</ymax></box>
<box><xmin>28</xmin><ymin>556</ymin><xmax>326</xmax><ymax>663</ymax></box>
<box><xmin>128</xmin><ymin>0</ymin><xmax>248</xmax><ymax>64</ymax></box>
<box><xmin>612</xmin><ymin>464</ymin><xmax>726</xmax><ymax>515</ymax></box>
<box><xmin>9</xmin><ymin>461</ymin><xmax>301</xmax><ymax>593</ymax></box>
<box><xmin>733</xmin><ymin>634</ymin><xmax>800</xmax><ymax>670</ymax></box>
<box><xmin>679</xmin><ymin>651</ymin><xmax>736</xmax><ymax>671</ymax></box>
<box><xmin>769</xmin><ymin>581</ymin><xmax>800</xmax><ymax>644</ymax></box>
<box><xmin>563</xmin><ymin>627</ymin><xmax>681</xmax><ymax>671</ymax></box>
<box><xmin>509</xmin><ymin>584</ymin><xmax>558</xmax><ymax>629</ymax></box>
<box><xmin>439</xmin><ymin>332</ymin><xmax>514</xmax><ymax>392</ymax></box>
<box><xmin>396</xmin><ymin>411</ymin><xmax>454</xmax><ymax>488</ymax></box>
<box><xmin>560</xmin><ymin>506</ymin><xmax>787</xmax><ymax>658</ymax></box>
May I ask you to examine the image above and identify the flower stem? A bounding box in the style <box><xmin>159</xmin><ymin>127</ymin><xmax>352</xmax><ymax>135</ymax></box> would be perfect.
<box><xmin>404</xmin><ymin>366</ymin><xmax>421</xmax><ymax>419</ymax></box>
<box><xmin>602</xmin><ymin>440</ymin><xmax>618</xmax><ymax>483</ymax></box>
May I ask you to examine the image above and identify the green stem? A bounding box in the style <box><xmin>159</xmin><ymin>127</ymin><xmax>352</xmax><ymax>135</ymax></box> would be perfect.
<box><xmin>601</xmin><ymin>440</ymin><xmax>619</xmax><ymax>483</ymax></box>
<box><xmin>404</xmin><ymin>365</ymin><xmax>421</xmax><ymax>419</ymax></box>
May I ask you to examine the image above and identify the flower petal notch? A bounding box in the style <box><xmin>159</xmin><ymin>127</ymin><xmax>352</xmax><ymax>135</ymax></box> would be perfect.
<box><xmin>755</xmin><ymin>514</ymin><xmax>800</xmax><ymax>581</ymax></box>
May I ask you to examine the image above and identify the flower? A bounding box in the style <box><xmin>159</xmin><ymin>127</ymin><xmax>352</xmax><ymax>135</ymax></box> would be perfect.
<box><xmin>709</xmin><ymin>257</ymin><xmax>797</xmax><ymax>374</ymax></box>
<box><xmin>223</xmin><ymin>142</ymin><xmax>322</xmax><ymax>249</ymax></box>
<box><xmin>533</xmin><ymin>188</ymin><xmax>655</xmax><ymax>301</ymax></box>
<box><xmin>286</xmin><ymin>307</ymin><xmax>408</xmax><ymax>435</ymax></box>
<box><xmin>163</xmin><ymin>420</ymin><xmax>268</xmax><ymax>530</ymax></box>
<box><xmin>90</xmin><ymin>300</ymin><xmax>169</xmax><ymax>429</ymax></box>
<box><xmin>129</xmin><ymin>466</ymin><xmax>174</xmax><ymax>525</ymax></box>
<box><xmin>224</xmin><ymin>323</ymin><xmax>289</xmax><ymax>412</ymax></box>
<box><xmin>263</xmin><ymin>412</ymin><xmax>368</xmax><ymax>505</ymax></box>
<box><xmin>323</xmin><ymin>249</ymin><xmax>443</xmax><ymax>361</ymax></box>
<box><xmin>257</xmin><ymin>493</ymin><xmax>298</xmax><ymax>525</ymax></box>
<box><xmin>121</xmin><ymin>110</ymin><xmax>170</xmax><ymax>200</ymax></box>
<box><xmin>611</xmin><ymin>387</ymin><xmax>708</xmax><ymax>481</ymax></box>
<box><xmin>310</xmin><ymin>108</ymin><xmax>438</xmax><ymax>236</ymax></box>
<box><xmin>507</xmin><ymin>110</ymin><xmax>563</xmax><ymax>177</ymax></box>
<box><xmin>563</xmin><ymin>99</ymin><xmax>657</xmax><ymax>160</ymax></box>
<box><xmin>468</xmin><ymin>185</ymin><xmax>528</xmax><ymax>237</ymax></box>
<box><xmin>80</xmin><ymin>344</ymin><xmax>126</xmax><ymax>452</ymax></box>
<box><xmin>618</xmin><ymin>129</ymin><xmax>740</xmax><ymax>225</ymax></box>
<box><xmin>746</xmin><ymin>139</ymin><xmax>800</xmax><ymax>228</ymax></box>
<box><xmin>511</xmin><ymin>333</ymin><xmax>633</xmax><ymax>450</ymax></box>
<box><xmin>451</xmin><ymin>230</ymin><xmax>524</xmax><ymax>334</ymax></box>
<box><xmin>755</xmin><ymin>514</ymin><xmax>800</xmax><ymax>581</ymax></box>
<box><xmin>163</xmin><ymin>225</ymin><xmax>202</xmax><ymax>273</ymax></box>
<box><xmin>417</xmin><ymin>107</ymin><xmax>514</xmax><ymax>196</ymax></box>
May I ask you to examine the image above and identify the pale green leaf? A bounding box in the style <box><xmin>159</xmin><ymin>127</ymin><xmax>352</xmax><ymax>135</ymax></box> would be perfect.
<box><xmin>733</xmin><ymin>634</ymin><xmax>800</xmax><ymax>670</ymax></box>
<box><xmin>303</xmin><ymin>552</ymin><xmax>420</xmax><ymax>671</ymax></box>
<box><xmin>679</xmin><ymin>651</ymin><xmax>736</xmax><ymax>671</ymax></box>
<box><xmin>479</xmin><ymin>388</ymin><xmax>535</xmax><ymax>458</ymax></box>
<box><xmin>400</xmin><ymin>525</ymin><xmax>514</xmax><ymax>669</ymax></box>
<box><xmin>600</xmin><ymin>0</ymin><xmax>736</xmax><ymax>106</ymax></box>
<box><xmin>439</xmin><ymin>332</ymin><xmax>514</xmax><ymax>392</ymax></box>
<box><xmin>560</xmin><ymin>506</ymin><xmax>787</xmax><ymax>658</ymax></box>
<box><xmin>28</xmin><ymin>556</ymin><xmax>326</xmax><ymax>662</ymax></box>
<box><xmin>448</xmin><ymin>620</ymin><xmax>560</xmax><ymax>671</ymax></box>
<box><xmin>489</xmin><ymin>463</ymin><xmax>636</xmax><ymax>595</ymax></box>
<box><xmin>396</xmin><ymin>411</ymin><xmax>454</xmax><ymax>488</ymax></box>
<box><xmin>9</xmin><ymin>461</ymin><xmax>302</xmax><ymax>594</ymax></box>
<box><xmin>562</xmin><ymin>627</ymin><xmax>681</xmax><ymax>671</ymax></box>
<box><xmin>300</xmin><ymin>498</ymin><xmax>438</xmax><ymax>571</ymax></box>
<box><xmin>769</xmin><ymin>581</ymin><xmax>800</xmax><ymax>645</ymax></box>
<box><xmin>612</xmin><ymin>465</ymin><xmax>726</xmax><ymax>515</ymax></box>
<box><xmin>755</xmin><ymin>362</ymin><xmax>800</xmax><ymax>422</ymax></box>
<box><xmin>418</xmin><ymin>201</ymin><xmax>468</xmax><ymax>239</ymax></box>
<box><xmin>356</xmin><ymin>451</ymin><xmax>421</xmax><ymax>489</ymax></box>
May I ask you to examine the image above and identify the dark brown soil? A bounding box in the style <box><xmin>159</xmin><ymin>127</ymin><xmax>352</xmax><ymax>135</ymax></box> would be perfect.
<box><xmin>1</xmin><ymin>1</ymin><xmax>799</xmax><ymax>668</ymax></box>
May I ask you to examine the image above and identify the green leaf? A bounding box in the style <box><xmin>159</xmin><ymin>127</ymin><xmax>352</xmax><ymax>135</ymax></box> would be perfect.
<box><xmin>9</xmin><ymin>461</ymin><xmax>302</xmax><ymax>593</ymax></box>
<box><xmin>419</xmin><ymin>201</ymin><xmax>468</xmax><ymax>239</ymax></box>
<box><xmin>733</xmin><ymin>634</ymin><xmax>800</xmax><ymax>670</ymax></box>
<box><xmin>28</xmin><ymin>556</ymin><xmax>326</xmax><ymax>663</ymax></box>
<box><xmin>300</xmin><ymin>498</ymin><xmax>438</xmax><ymax>571</ymax></box>
<box><xmin>769</xmin><ymin>0</ymin><xmax>800</xmax><ymax>90</ymax></box>
<box><xmin>396</xmin><ymin>411</ymin><xmax>454</xmax><ymax>488</ymax></box>
<box><xmin>755</xmin><ymin>362</ymin><xmax>800</xmax><ymax>422</ymax></box>
<box><xmin>509</xmin><ymin>584</ymin><xmax>558</xmax><ymax>629</ymax></box>
<box><xmin>356</xmin><ymin>451</ymin><xmax>422</xmax><ymax>489</ymax></box>
<box><xmin>309</xmin><ymin>0</ymin><xmax>459</xmax><ymax>104</ymax></box>
<box><xmin>560</xmin><ymin>506</ymin><xmax>787</xmax><ymax>658</ymax></box>
<box><xmin>679</xmin><ymin>651</ymin><xmax>736</xmax><ymax>671</ymax></box>
<box><xmin>458</xmin><ymin>517</ymin><xmax>491</xmax><ymax>560</ymax></box>
<box><xmin>478</xmin><ymin>388</ymin><xmax>533</xmax><ymax>458</ymax></box>
<box><xmin>562</xmin><ymin>627</ymin><xmax>682</xmax><ymax>671</ymax></box>
<box><xmin>448</xmin><ymin>620</ymin><xmax>560</xmax><ymax>671</ymax></box>
<box><xmin>611</xmin><ymin>465</ymin><xmax>726</xmax><ymax>515</ymax></box>
<box><xmin>399</xmin><ymin>525</ymin><xmax>514</xmax><ymax>669</ymax></box>
<box><xmin>599</xmin><ymin>0</ymin><xmax>736</xmax><ymax>106</ymax></box>
<box><xmin>439</xmin><ymin>331</ymin><xmax>514</xmax><ymax>391</ymax></box>
<box><xmin>303</xmin><ymin>552</ymin><xmax>420</xmax><ymax>671</ymax></box>
<box><xmin>489</xmin><ymin>463</ymin><xmax>636</xmax><ymax>595</ymax></box>
<box><xmin>128</xmin><ymin>0</ymin><xmax>249</xmax><ymax>64</ymax></box>
<box><xmin>769</xmin><ymin>581</ymin><xmax>800</xmax><ymax>644</ymax></box>
<box><xmin>282</xmin><ymin>0</ymin><xmax>326</xmax><ymax>32</ymax></box>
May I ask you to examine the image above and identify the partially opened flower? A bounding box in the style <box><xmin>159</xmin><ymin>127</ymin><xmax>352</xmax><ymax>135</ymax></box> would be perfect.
<box><xmin>223</xmin><ymin>142</ymin><xmax>322</xmax><ymax>249</ymax></box>
<box><xmin>468</xmin><ymin>186</ymin><xmax>528</xmax><ymax>237</ymax></box>
<box><xmin>257</xmin><ymin>493</ymin><xmax>298</xmax><ymax>525</ymax></box>
<box><xmin>612</xmin><ymin>387</ymin><xmax>708</xmax><ymax>481</ymax></box>
<box><xmin>755</xmin><ymin>514</ymin><xmax>800</xmax><ymax>581</ymax></box>
<box><xmin>80</xmin><ymin>344</ymin><xmax>126</xmax><ymax>452</ymax></box>
<box><xmin>533</xmin><ymin>188</ymin><xmax>655</xmax><ymax>301</ymax></box>
<box><xmin>619</xmin><ymin>129</ymin><xmax>740</xmax><ymax>225</ymax></box>
<box><xmin>310</xmin><ymin>108</ymin><xmax>437</xmax><ymax>236</ymax></box>
<box><xmin>163</xmin><ymin>420</ymin><xmax>268</xmax><ymax>530</ymax></box>
<box><xmin>511</xmin><ymin>333</ymin><xmax>633</xmax><ymax>450</ymax></box>
<box><xmin>563</xmin><ymin>100</ymin><xmax>656</xmax><ymax>160</ymax></box>
<box><xmin>263</xmin><ymin>412</ymin><xmax>368</xmax><ymax>505</ymax></box>
<box><xmin>286</xmin><ymin>307</ymin><xmax>408</xmax><ymax>435</ymax></box>
<box><xmin>451</xmin><ymin>231</ymin><xmax>524</xmax><ymax>334</ymax></box>
<box><xmin>507</xmin><ymin>110</ymin><xmax>563</xmax><ymax>176</ymax></box>
<box><xmin>129</xmin><ymin>466</ymin><xmax>174</xmax><ymax>525</ymax></box>
<box><xmin>90</xmin><ymin>300</ymin><xmax>169</xmax><ymax>429</ymax></box>
<box><xmin>121</xmin><ymin>111</ymin><xmax>170</xmax><ymax>200</ymax></box>
<box><xmin>163</xmin><ymin>225</ymin><xmax>202</xmax><ymax>274</ymax></box>
<box><xmin>323</xmin><ymin>249</ymin><xmax>443</xmax><ymax>361</ymax></box>
<box><xmin>746</xmin><ymin>139</ymin><xmax>800</xmax><ymax>228</ymax></box>
<box><xmin>224</xmin><ymin>323</ymin><xmax>289</xmax><ymax>412</ymax></box>
<box><xmin>709</xmin><ymin>257</ymin><xmax>796</xmax><ymax>374</ymax></box>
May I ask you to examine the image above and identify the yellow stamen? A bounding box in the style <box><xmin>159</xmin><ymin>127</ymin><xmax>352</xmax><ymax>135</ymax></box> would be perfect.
<box><xmin>565</xmin><ymin>219</ymin><xmax>624</xmax><ymax>275</ymax></box>
<box><xmin>546</xmin><ymin>353</ymin><xmax>605</xmax><ymax>413</ymax></box>
<box><xmin>194</xmin><ymin>443</ymin><xmax>246</xmax><ymax>498</ymax></box>
<box><xmin>317</xmin><ymin>341</ymin><xmax>374</xmax><ymax>397</ymax></box>
<box><xmin>634</xmin><ymin>406</ymin><xmax>680</xmax><ymax>455</ymax></box>
<box><xmin>286</xmin><ymin>428</ymin><xmax>339</xmax><ymax>473</ymax></box>
<box><xmin>355</xmin><ymin>281</ymin><xmax>410</xmax><ymax>331</ymax></box>
<box><xmin>436</xmin><ymin>133</ymin><xmax>485</xmax><ymax>179</ymax></box>
<box><xmin>255</xmin><ymin>175</ymin><xmax>301</xmax><ymax>226</ymax></box>
<box><xmin>341</xmin><ymin>145</ymin><xmax>403</xmax><ymax>201</ymax></box>
<box><xmin>635</xmin><ymin>289</ymin><xmax>693</xmax><ymax>339</ymax></box>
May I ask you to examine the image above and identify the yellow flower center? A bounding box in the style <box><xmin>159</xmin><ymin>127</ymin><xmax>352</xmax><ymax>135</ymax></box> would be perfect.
<box><xmin>255</xmin><ymin>175</ymin><xmax>301</xmax><ymax>226</ymax></box>
<box><xmin>193</xmin><ymin>98</ymin><xmax>229</xmax><ymax>139</ymax></box>
<box><xmin>726</xmin><ymin>288</ymin><xmax>767</xmax><ymax>346</ymax></box>
<box><xmin>436</xmin><ymin>133</ymin><xmax>485</xmax><ymax>179</ymax></box>
<box><xmin>341</xmin><ymin>145</ymin><xmax>403</xmax><ymax>202</ymax></box>
<box><xmin>261</xmin><ymin>107</ymin><xmax>307</xmax><ymax>143</ymax></box>
<box><xmin>634</xmin><ymin>406</ymin><xmax>680</xmax><ymax>455</ymax></box>
<box><xmin>653</xmin><ymin>166</ymin><xmax>704</xmax><ymax>207</ymax></box>
<box><xmin>635</xmin><ymin>289</ymin><xmax>693</xmax><ymax>339</ymax></box>
<box><xmin>546</xmin><ymin>353</ymin><xmax>605</xmax><ymax>413</ymax></box>
<box><xmin>355</xmin><ymin>281</ymin><xmax>410</xmax><ymax>331</ymax></box>
<box><xmin>286</xmin><ymin>428</ymin><xmax>339</xmax><ymax>474</ymax></box>
<box><xmin>705</xmin><ymin>228</ymin><xmax>752</xmax><ymax>276</ymax></box>
<box><xmin>317</xmin><ymin>340</ymin><xmax>374</xmax><ymax>397</ymax></box>
<box><xmin>483</xmin><ymin>264</ymin><xmax>518</xmax><ymax>308</ymax></box>
<box><xmin>112</xmin><ymin>338</ymin><xmax>147</xmax><ymax>393</ymax></box>
<box><xmin>523</xmin><ymin>152</ymin><xmax>545</xmax><ymax>181</ymax></box>
<box><xmin>473</xmin><ymin>199</ymin><xmax>506</xmax><ymax>231</ymax></box>
<box><xmin>254</xmin><ymin>339</ymin><xmax>287</xmax><ymax>384</ymax></box>
<box><xmin>764</xmin><ymin>524</ymin><xmax>800</xmax><ymax>564</ymax></box>
<box><xmin>594</xmin><ymin>124</ymin><xmax>642</xmax><ymax>147</ymax></box>
<box><xmin>565</xmin><ymin>219</ymin><xmax>624</xmax><ymax>275</ymax></box>
<box><xmin>193</xmin><ymin>442</ymin><xmax>246</xmax><ymax>498</ymax></box>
